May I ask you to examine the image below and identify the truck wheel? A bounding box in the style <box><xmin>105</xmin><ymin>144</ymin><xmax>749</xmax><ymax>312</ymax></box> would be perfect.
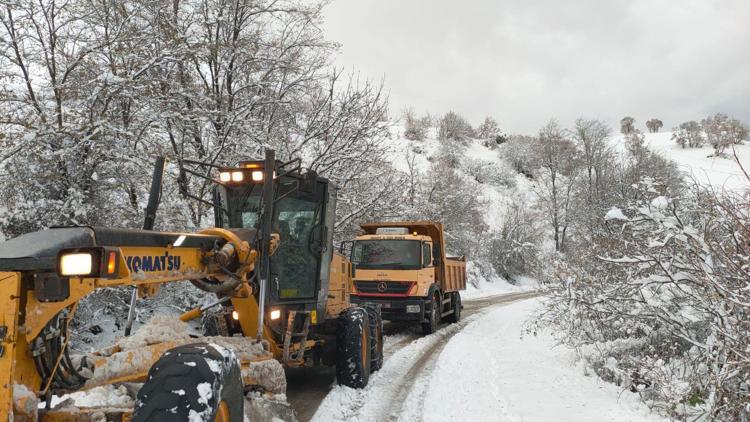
<box><xmin>446</xmin><ymin>292</ymin><xmax>461</xmax><ymax>323</ymax></box>
<box><xmin>133</xmin><ymin>343</ymin><xmax>243</xmax><ymax>422</ymax></box>
<box><xmin>421</xmin><ymin>293</ymin><xmax>441</xmax><ymax>335</ymax></box>
<box><xmin>336</xmin><ymin>307</ymin><xmax>371</xmax><ymax>388</ymax></box>
<box><xmin>364</xmin><ymin>306</ymin><xmax>384</xmax><ymax>371</ymax></box>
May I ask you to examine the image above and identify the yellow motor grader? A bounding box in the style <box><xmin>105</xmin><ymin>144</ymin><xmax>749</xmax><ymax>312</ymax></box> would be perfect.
<box><xmin>0</xmin><ymin>150</ymin><xmax>383</xmax><ymax>421</ymax></box>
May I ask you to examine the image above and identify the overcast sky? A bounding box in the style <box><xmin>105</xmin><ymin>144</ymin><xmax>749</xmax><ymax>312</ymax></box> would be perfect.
<box><xmin>322</xmin><ymin>0</ymin><xmax>750</xmax><ymax>134</ymax></box>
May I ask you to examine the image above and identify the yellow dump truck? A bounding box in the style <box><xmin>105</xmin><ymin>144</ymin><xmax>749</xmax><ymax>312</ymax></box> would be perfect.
<box><xmin>348</xmin><ymin>221</ymin><xmax>466</xmax><ymax>334</ymax></box>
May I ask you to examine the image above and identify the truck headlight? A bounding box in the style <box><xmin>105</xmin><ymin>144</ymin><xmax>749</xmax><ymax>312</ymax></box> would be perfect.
<box><xmin>406</xmin><ymin>304</ymin><xmax>421</xmax><ymax>313</ymax></box>
<box><xmin>270</xmin><ymin>309</ymin><xmax>281</xmax><ymax>320</ymax></box>
<box><xmin>59</xmin><ymin>253</ymin><xmax>94</xmax><ymax>276</ymax></box>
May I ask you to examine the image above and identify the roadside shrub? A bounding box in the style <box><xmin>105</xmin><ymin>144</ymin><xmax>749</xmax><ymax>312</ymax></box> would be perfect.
<box><xmin>532</xmin><ymin>179</ymin><xmax>750</xmax><ymax>420</ymax></box>
<box><xmin>488</xmin><ymin>203</ymin><xmax>541</xmax><ymax>279</ymax></box>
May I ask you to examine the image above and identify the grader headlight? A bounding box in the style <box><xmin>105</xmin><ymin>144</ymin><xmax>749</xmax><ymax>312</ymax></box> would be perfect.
<box><xmin>57</xmin><ymin>247</ymin><xmax>121</xmax><ymax>278</ymax></box>
<box><xmin>218</xmin><ymin>169</ymin><xmax>248</xmax><ymax>183</ymax></box>
<box><xmin>270</xmin><ymin>309</ymin><xmax>281</xmax><ymax>320</ymax></box>
<box><xmin>59</xmin><ymin>253</ymin><xmax>94</xmax><ymax>276</ymax></box>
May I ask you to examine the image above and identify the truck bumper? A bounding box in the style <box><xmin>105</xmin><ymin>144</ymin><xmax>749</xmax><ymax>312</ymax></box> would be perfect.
<box><xmin>350</xmin><ymin>295</ymin><xmax>425</xmax><ymax>322</ymax></box>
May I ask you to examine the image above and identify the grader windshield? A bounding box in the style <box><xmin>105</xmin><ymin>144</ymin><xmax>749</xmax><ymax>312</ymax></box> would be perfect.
<box><xmin>217</xmin><ymin>171</ymin><xmax>334</xmax><ymax>304</ymax></box>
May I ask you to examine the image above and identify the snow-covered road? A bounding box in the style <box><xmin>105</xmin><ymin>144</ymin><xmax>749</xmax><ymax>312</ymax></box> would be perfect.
<box><xmin>311</xmin><ymin>296</ymin><xmax>666</xmax><ymax>422</ymax></box>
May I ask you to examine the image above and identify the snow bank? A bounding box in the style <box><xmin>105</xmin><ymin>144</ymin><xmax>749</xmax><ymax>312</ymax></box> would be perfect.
<box><xmin>241</xmin><ymin>359</ymin><xmax>287</xmax><ymax>395</ymax></box>
<box><xmin>13</xmin><ymin>383</ymin><xmax>39</xmax><ymax>416</ymax></box>
<box><xmin>605</xmin><ymin>207</ymin><xmax>628</xmax><ymax>221</ymax></box>
<box><xmin>49</xmin><ymin>385</ymin><xmax>133</xmax><ymax>409</ymax></box>
<box><xmin>116</xmin><ymin>315</ymin><xmax>192</xmax><ymax>350</ymax></box>
<box><xmin>83</xmin><ymin>315</ymin><xmax>286</xmax><ymax>395</ymax></box>
<box><xmin>421</xmin><ymin>299</ymin><xmax>666</xmax><ymax>422</ymax></box>
<box><xmin>463</xmin><ymin>261</ymin><xmax>536</xmax><ymax>300</ymax></box>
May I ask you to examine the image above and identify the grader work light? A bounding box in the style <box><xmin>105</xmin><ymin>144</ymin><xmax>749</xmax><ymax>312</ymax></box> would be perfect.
<box><xmin>59</xmin><ymin>253</ymin><xmax>93</xmax><ymax>276</ymax></box>
<box><xmin>57</xmin><ymin>247</ymin><xmax>120</xmax><ymax>278</ymax></box>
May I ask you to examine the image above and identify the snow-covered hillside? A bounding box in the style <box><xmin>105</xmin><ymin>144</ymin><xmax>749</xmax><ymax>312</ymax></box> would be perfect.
<box><xmin>384</xmin><ymin>124</ymin><xmax>538</xmax><ymax>296</ymax></box>
<box><xmin>612</xmin><ymin>131</ymin><xmax>749</xmax><ymax>192</ymax></box>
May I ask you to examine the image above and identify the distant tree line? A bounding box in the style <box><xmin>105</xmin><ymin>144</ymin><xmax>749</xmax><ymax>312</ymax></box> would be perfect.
<box><xmin>672</xmin><ymin>113</ymin><xmax>748</xmax><ymax>155</ymax></box>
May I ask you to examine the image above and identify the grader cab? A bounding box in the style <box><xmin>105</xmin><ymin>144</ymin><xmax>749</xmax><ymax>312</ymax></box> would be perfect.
<box><xmin>0</xmin><ymin>150</ymin><xmax>383</xmax><ymax>421</ymax></box>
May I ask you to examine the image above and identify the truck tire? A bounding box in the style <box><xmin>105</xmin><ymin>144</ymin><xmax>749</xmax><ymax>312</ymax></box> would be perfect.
<box><xmin>446</xmin><ymin>292</ymin><xmax>462</xmax><ymax>323</ymax></box>
<box><xmin>133</xmin><ymin>343</ymin><xmax>243</xmax><ymax>422</ymax></box>
<box><xmin>364</xmin><ymin>305</ymin><xmax>384</xmax><ymax>371</ymax></box>
<box><xmin>336</xmin><ymin>307</ymin><xmax>371</xmax><ymax>388</ymax></box>
<box><xmin>421</xmin><ymin>293</ymin><xmax>441</xmax><ymax>335</ymax></box>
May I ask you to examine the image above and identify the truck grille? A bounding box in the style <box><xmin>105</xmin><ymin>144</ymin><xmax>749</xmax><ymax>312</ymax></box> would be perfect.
<box><xmin>354</xmin><ymin>281</ymin><xmax>413</xmax><ymax>295</ymax></box>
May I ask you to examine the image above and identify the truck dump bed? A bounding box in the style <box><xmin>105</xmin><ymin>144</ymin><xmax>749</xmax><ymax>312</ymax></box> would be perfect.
<box><xmin>445</xmin><ymin>256</ymin><xmax>467</xmax><ymax>293</ymax></box>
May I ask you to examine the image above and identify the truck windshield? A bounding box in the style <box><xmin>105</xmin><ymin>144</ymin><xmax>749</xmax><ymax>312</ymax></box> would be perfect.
<box><xmin>352</xmin><ymin>240</ymin><xmax>421</xmax><ymax>269</ymax></box>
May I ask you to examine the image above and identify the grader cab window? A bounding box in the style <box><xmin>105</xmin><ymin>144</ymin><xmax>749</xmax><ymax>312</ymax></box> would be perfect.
<box><xmin>223</xmin><ymin>179</ymin><xmax>326</xmax><ymax>302</ymax></box>
<box><xmin>271</xmin><ymin>196</ymin><xmax>322</xmax><ymax>300</ymax></box>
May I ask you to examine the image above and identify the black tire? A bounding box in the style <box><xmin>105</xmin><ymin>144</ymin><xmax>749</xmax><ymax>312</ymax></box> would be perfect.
<box><xmin>421</xmin><ymin>293</ymin><xmax>441</xmax><ymax>335</ymax></box>
<box><xmin>201</xmin><ymin>311</ymin><xmax>221</xmax><ymax>336</ymax></box>
<box><xmin>335</xmin><ymin>307</ymin><xmax>371</xmax><ymax>388</ymax></box>
<box><xmin>364</xmin><ymin>305</ymin><xmax>384</xmax><ymax>372</ymax></box>
<box><xmin>446</xmin><ymin>292</ymin><xmax>462</xmax><ymax>323</ymax></box>
<box><xmin>133</xmin><ymin>343</ymin><xmax>243</xmax><ymax>422</ymax></box>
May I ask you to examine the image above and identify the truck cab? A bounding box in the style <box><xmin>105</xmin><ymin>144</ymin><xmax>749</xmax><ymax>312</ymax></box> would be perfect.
<box><xmin>349</xmin><ymin>221</ymin><xmax>466</xmax><ymax>334</ymax></box>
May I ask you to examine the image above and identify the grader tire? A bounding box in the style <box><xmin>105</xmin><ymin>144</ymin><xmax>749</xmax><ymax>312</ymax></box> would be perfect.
<box><xmin>132</xmin><ymin>343</ymin><xmax>243</xmax><ymax>422</ymax></box>
<box><xmin>364</xmin><ymin>305</ymin><xmax>384</xmax><ymax>372</ymax></box>
<box><xmin>335</xmin><ymin>307</ymin><xmax>371</xmax><ymax>388</ymax></box>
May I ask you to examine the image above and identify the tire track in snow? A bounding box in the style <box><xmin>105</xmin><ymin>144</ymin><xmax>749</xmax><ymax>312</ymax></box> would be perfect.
<box><xmin>309</xmin><ymin>291</ymin><xmax>538</xmax><ymax>422</ymax></box>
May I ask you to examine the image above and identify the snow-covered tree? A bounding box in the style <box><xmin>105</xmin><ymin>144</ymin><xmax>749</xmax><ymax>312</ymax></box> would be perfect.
<box><xmin>437</xmin><ymin>111</ymin><xmax>473</xmax><ymax>144</ymax></box>
<box><xmin>534</xmin><ymin>177</ymin><xmax>750</xmax><ymax>420</ymax></box>
<box><xmin>620</xmin><ymin>116</ymin><xmax>636</xmax><ymax>134</ymax></box>
<box><xmin>488</xmin><ymin>202</ymin><xmax>541</xmax><ymax>278</ymax></box>
<box><xmin>475</xmin><ymin>116</ymin><xmax>506</xmax><ymax>148</ymax></box>
<box><xmin>500</xmin><ymin>135</ymin><xmax>537</xmax><ymax>178</ymax></box>
<box><xmin>403</xmin><ymin>107</ymin><xmax>430</xmax><ymax>141</ymax></box>
<box><xmin>701</xmin><ymin>113</ymin><xmax>748</xmax><ymax>155</ymax></box>
<box><xmin>571</xmin><ymin>119</ymin><xmax>613</xmax><ymax>202</ymax></box>
<box><xmin>671</xmin><ymin>120</ymin><xmax>704</xmax><ymax>148</ymax></box>
<box><xmin>532</xmin><ymin>120</ymin><xmax>579</xmax><ymax>253</ymax></box>
<box><xmin>0</xmin><ymin>0</ymin><xmax>395</xmax><ymax>238</ymax></box>
<box><xmin>645</xmin><ymin>118</ymin><xmax>663</xmax><ymax>133</ymax></box>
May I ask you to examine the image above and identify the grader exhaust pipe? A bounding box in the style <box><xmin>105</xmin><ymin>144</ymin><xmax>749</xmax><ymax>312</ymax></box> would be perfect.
<box><xmin>125</xmin><ymin>156</ymin><xmax>166</xmax><ymax>337</ymax></box>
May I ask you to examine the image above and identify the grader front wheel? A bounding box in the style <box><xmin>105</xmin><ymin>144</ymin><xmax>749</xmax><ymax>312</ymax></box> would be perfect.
<box><xmin>132</xmin><ymin>343</ymin><xmax>244</xmax><ymax>422</ymax></box>
<box><xmin>335</xmin><ymin>307</ymin><xmax>371</xmax><ymax>388</ymax></box>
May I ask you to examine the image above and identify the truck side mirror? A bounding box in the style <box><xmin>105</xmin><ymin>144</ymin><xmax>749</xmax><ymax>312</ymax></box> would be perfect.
<box><xmin>339</xmin><ymin>240</ymin><xmax>353</xmax><ymax>256</ymax></box>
